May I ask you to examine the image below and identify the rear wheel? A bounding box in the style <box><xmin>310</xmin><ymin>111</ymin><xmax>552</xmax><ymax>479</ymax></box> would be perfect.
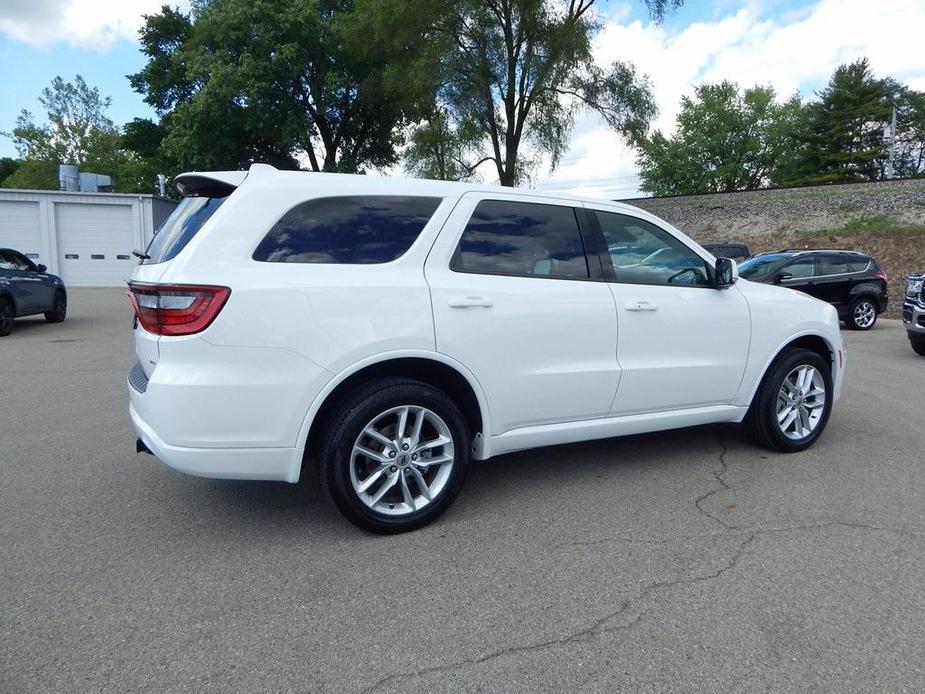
<box><xmin>910</xmin><ymin>335</ymin><xmax>925</xmax><ymax>356</ymax></box>
<box><xmin>846</xmin><ymin>297</ymin><xmax>877</xmax><ymax>330</ymax></box>
<box><xmin>0</xmin><ymin>297</ymin><xmax>12</xmax><ymax>337</ymax></box>
<box><xmin>319</xmin><ymin>378</ymin><xmax>470</xmax><ymax>533</ymax></box>
<box><xmin>744</xmin><ymin>348</ymin><xmax>833</xmax><ymax>452</ymax></box>
<box><xmin>44</xmin><ymin>290</ymin><xmax>67</xmax><ymax>323</ymax></box>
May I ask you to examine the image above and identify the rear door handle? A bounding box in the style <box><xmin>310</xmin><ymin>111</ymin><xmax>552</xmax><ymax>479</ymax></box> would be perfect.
<box><xmin>448</xmin><ymin>296</ymin><xmax>493</xmax><ymax>309</ymax></box>
<box><xmin>625</xmin><ymin>301</ymin><xmax>658</xmax><ymax>312</ymax></box>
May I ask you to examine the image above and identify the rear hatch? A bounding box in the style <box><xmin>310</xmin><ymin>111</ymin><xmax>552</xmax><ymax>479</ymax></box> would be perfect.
<box><xmin>130</xmin><ymin>171</ymin><xmax>246</xmax><ymax>376</ymax></box>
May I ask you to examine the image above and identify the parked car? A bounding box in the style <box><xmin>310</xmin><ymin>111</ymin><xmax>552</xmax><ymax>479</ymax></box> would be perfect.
<box><xmin>701</xmin><ymin>242</ymin><xmax>751</xmax><ymax>262</ymax></box>
<box><xmin>903</xmin><ymin>272</ymin><xmax>925</xmax><ymax>355</ymax></box>
<box><xmin>0</xmin><ymin>248</ymin><xmax>67</xmax><ymax>337</ymax></box>
<box><xmin>737</xmin><ymin>250</ymin><xmax>888</xmax><ymax>330</ymax></box>
<box><xmin>128</xmin><ymin>165</ymin><xmax>845</xmax><ymax>533</ymax></box>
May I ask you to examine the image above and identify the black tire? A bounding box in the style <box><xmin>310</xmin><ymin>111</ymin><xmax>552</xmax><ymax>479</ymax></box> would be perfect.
<box><xmin>319</xmin><ymin>378</ymin><xmax>470</xmax><ymax>534</ymax></box>
<box><xmin>44</xmin><ymin>290</ymin><xmax>67</xmax><ymax>323</ymax></box>
<box><xmin>845</xmin><ymin>296</ymin><xmax>877</xmax><ymax>330</ymax></box>
<box><xmin>910</xmin><ymin>336</ymin><xmax>925</xmax><ymax>356</ymax></box>
<box><xmin>744</xmin><ymin>347</ymin><xmax>833</xmax><ymax>453</ymax></box>
<box><xmin>0</xmin><ymin>296</ymin><xmax>12</xmax><ymax>337</ymax></box>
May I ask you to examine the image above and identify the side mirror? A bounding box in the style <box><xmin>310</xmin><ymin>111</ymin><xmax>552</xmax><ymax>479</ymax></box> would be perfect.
<box><xmin>774</xmin><ymin>272</ymin><xmax>792</xmax><ymax>284</ymax></box>
<box><xmin>714</xmin><ymin>257</ymin><xmax>738</xmax><ymax>289</ymax></box>
<box><xmin>36</xmin><ymin>263</ymin><xmax>47</xmax><ymax>273</ymax></box>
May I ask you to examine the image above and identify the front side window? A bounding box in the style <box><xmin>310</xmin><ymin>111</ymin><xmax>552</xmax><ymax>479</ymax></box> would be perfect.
<box><xmin>781</xmin><ymin>257</ymin><xmax>815</xmax><ymax>279</ymax></box>
<box><xmin>594</xmin><ymin>211</ymin><xmax>710</xmax><ymax>287</ymax></box>
<box><xmin>451</xmin><ymin>200</ymin><xmax>589</xmax><ymax>279</ymax></box>
<box><xmin>0</xmin><ymin>250</ymin><xmax>33</xmax><ymax>271</ymax></box>
<box><xmin>254</xmin><ymin>196</ymin><xmax>441</xmax><ymax>264</ymax></box>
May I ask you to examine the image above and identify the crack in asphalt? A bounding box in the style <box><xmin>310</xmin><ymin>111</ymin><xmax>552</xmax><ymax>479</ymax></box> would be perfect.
<box><xmin>694</xmin><ymin>434</ymin><xmax>737</xmax><ymax>529</ymax></box>
<box><xmin>361</xmin><ymin>534</ymin><xmax>757</xmax><ymax>693</ymax></box>
<box><xmin>362</xmin><ymin>519</ymin><xmax>920</xmax><ymax>692</ymax></box>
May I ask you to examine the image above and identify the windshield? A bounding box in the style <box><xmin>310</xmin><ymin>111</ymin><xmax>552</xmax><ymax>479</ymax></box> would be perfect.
<box><xmin>738</xmin><ymin>253</ymin><xmax>792</xmax><ymax>280</ymax></box>
<box><xmin>143</xmin><ymin>195</ymin><xmax>228</xmax><ymax>264</ymax></box>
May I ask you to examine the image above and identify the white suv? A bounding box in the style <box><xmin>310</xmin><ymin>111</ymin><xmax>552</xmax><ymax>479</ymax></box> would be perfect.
<box><xmin>128</xmin><ymin>164</ymin><xmax>845</xmax><ymax>533</ymax></box>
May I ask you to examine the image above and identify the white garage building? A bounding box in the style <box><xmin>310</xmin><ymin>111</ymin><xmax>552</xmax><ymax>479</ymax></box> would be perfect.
<box><xmin>0</xmin><ymin>189</ymin><xmax>177</xmax><ymax>286</ymax></box>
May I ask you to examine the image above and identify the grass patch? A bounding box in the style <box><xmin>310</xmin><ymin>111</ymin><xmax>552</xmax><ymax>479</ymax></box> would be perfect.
<box><xmin>794</xmin><ymin>215</ymin><xmax>925</xmax><ymax>238</ymax></box>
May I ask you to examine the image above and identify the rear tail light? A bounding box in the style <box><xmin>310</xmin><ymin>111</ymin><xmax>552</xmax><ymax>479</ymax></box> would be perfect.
<box><xmin>873</xmin><ymin>269</ymin><xmax>887</xmax><ymax>282</ymax></box>
<box><xmin>128</xmin><ymin>282</ymin><xmax>230</xmax><ymax>336</ymax></box>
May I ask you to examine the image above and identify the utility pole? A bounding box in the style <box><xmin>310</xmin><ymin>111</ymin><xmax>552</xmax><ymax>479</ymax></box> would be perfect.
<box><xmin>884</xmin><ymin>104</ymin><xmax>897</xmax><ymax>179</ymax></box>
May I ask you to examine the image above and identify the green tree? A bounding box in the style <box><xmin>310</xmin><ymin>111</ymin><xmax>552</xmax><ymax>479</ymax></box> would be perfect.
<box><xmin>129</xmin><ymin>0</ymin><xmax>441</xmax><ymax>173</ymax></box>
<box><xmin>417</xmin><ymin>0</ymin><xmax>658</xmax><ymax>185</ymax></box>
<box><xmin>0</xmin><ymin>157</ymin><xmax>21</xmax><ymax>184</ymax></box>
<box><xmin>636</xmin><ymin>82</ymin><xmax>805</xmax><ymax>195</ymax></box>
<box><xmin>1</xmin><ymin>160</ymin><xmax>57</xmax><ymax>190</ymax></box>
<box><xmin>887</xmin><ymin>84</ymin><xmax>925</xmax><ymax>178</ymax></box>
<box><xmin>783</xmin><ymin>59</ymin><xmax>892</xmax><ymax>185</ymax></box>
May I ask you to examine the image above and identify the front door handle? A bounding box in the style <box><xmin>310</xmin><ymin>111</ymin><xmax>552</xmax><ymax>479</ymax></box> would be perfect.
<box><xmin>625</xmin><ymin>301</ymin><xmax>658</xmax><ymax>312</ymax></box>
<box><xmin>448</xmin><ymin>296</ymin><xmax>493</xmax><ymax>309</ymax></box>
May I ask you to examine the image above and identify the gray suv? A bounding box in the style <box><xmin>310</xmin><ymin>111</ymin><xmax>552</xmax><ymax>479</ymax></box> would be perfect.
<box><xmin>903</xmin><ymin>273</ymin><xmax>925</xmax><ymax>356</ymax></box>
<box><xmin>0</xmin><ymin>248</ymin><xmax>67</xmax><ymax>337</ymax></box>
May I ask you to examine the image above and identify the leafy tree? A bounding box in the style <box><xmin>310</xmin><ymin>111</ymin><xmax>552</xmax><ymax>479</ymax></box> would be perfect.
<box><xmin>0</xmin><ymin>157</ymin><xmax>20</xmax><ymax>183</ymax></box>
<box><xmin>129</xmin><ymin>0</ymin><xmax>441</xmax><ymax>173</ymax></box>
<box><xmin>783</xmin><ymin>59</ymin><xmax>892</xmax><ymax>185</ymax></box>
<box><xmin>418</xmin><ymin>0</ymin><xmax>658</xmax><ymax>185</ymax></box>
<box><xmin>403</xmin><ymin>108</ymin><xmax>488</xmax><ymax>181</ymax></box>
<box><xmin>886</xmin><ymin>85</ymin><xmax>925</xmax><ymax>178</ymax></box>
<box><xmin>636</xmin><ymin>82</ymin><xmax>805</xmax><ymax>195</ymax></box>
<box><xmin>1</xmin><ymin>160</ymin><xmax>57</xmax><ymax>190</ymax></box>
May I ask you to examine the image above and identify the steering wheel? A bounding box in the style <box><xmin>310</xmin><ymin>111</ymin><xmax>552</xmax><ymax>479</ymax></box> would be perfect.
<box><xmin>667</xmin><ymin>267</ymin><xmax>702</xmax><ymax>284</ymax></box>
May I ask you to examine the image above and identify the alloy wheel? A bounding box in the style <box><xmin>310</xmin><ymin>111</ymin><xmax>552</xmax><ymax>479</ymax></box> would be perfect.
<box><xmin>853</xmin><ymin>301</ymin><xmax>876</xmax><ymax>328</ymax></box>
<box><xmin>776</xmin><ymin>365</ymin><xmax>826</xmax><ymax>441</ymax></box>
<box><xmin>349</xmin><ymin>405</ymin><xmax>455</xmax><ymax>516</ymax></box>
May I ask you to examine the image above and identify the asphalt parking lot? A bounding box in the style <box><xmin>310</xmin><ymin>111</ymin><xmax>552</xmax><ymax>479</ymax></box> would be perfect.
<box><xmin>2</xmin><ymin>288</ymin><xmax>923</xmax><ymax>692</ymax></box>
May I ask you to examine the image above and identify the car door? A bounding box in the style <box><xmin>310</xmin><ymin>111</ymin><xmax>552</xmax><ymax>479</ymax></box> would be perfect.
<box><xmin>0</xmin><ymin>250</ymin><xmax>40</xmax><ymax>311</ymax></box>
<box><xmin>777</xmin><ymin>255</ymin><xmax>819</xmax><ymax>299</ymax></box>
<box><xmin>585</xmin><ymin>207</ymin><xmax>750</xmax><ymax>416</ymax></box>
<box><xmin>813</xmin><ymin>253</ymin><xmax>851</xmax><ymax>309</ymax></box>
<box><xmin>425</xmin><ymin>193</ymin><xmax>620</xmax><ymax>434</ymax></box>
<box><xmin>10</xmin><ymin>250</ymin><xmax>56</xmax><ymax>310</ymax></box>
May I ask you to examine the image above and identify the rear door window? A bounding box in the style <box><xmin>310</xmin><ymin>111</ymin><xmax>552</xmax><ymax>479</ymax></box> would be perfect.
<box><xmin>818</xmin><ymin>255</ymin><xmax>849</xmax><ymax>275</ymax></box>
<box><xmin>253</xmin><ymin>196</ymin><xmax>441</xmax><ymax>264</ymax></box>
<box><xmin>144</xmin><ymin>195</ymin><xmax>228</xmax><ymax>264</ymax></box>
<box><xmin>451</xmin><ymin>200</ymin><xmax>589</xmax><ymax>279</ymax></box>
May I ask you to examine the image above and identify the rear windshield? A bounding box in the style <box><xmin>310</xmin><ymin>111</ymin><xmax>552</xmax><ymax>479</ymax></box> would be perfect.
<box><xmin>143</xmin><ymin>194</ymin><xmax>228</xmax><ymax>264</ymax></box>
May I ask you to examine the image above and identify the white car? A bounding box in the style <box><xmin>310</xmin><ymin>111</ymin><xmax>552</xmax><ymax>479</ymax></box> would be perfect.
<box><xmin>128</xmin><ymin>164</ymin><xmax>845</xmax><ymax>533</ymax></box>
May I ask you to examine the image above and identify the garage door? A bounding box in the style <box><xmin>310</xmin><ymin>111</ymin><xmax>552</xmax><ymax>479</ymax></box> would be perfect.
<box><xmin>0</xmin><ymin>200</ymin><xmax>42</xmax><ymax>262</ymax></box>
<box><xmin>55</xmin><ymin>202</ymin><xmax>135</xmax><ymax>286</ymax></box>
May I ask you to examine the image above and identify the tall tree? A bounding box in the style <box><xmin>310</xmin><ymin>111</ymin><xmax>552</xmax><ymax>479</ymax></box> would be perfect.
<box><xmin>419</xmin><ymin>0</ymin><xmax>658</xmax><ymax>185</ymax></box>
<box><xmin>783</xmin><ymin>59</ymin><xmax>892</xmax><ymax>185</ymax></box>
<box><xmin>636</xmin><ymin>82</ymin><xmax>805</xmax><ymax>195</ymax></box>
<box><xmin>129</xmin><ymin>0</ymin><xmax>441</xmax><ymax>173</ymax></box>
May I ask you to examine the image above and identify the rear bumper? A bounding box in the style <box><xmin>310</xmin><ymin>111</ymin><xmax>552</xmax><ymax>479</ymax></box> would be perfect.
<box><xmin>129</xmin><ymin>399</ymin><xmax>301</xmax><ymax>482</ymax></box>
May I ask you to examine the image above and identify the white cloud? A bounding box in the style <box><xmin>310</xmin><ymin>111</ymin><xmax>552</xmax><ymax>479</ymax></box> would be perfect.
<box><xmin>533</xmin><ymin>0</ymin><xmax>925</xmax><ymax>198</ymax></box>
<box><xmin>0</xmin><ymin>0</ymin><xmax>190</xmax><ymax>50</ymax></box>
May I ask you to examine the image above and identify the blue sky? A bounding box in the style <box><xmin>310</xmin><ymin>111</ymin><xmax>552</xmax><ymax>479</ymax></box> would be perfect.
<box><xmin>1</xmin><ymin>0</ymin><xmax>923</xmax><ymax>196</ymax></box>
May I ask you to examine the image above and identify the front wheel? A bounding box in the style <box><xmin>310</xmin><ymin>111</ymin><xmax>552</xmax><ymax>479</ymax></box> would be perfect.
<box><xmin>0</xmin><ymin>297</ymin><xmax>13</xmax><ymax>337</ymax></box>
<box><xmin>846</xmin><ymin>297</ymin><xmax>877</xmax><ymax>330</ymax></box>
<box><xmin>44</xmin><ymin>290</ymin><xmax>67</xmax><ymax>323</ymax></box>
<box><xmin>319</xmin><ymin>378</ymin><xmax>470</xmax><ymax>533</ymax></box>
<box><xmin>910</xmin><ymin>335</ymin><xmax>925</xmax><ymax>356</ymax></box>
<box><xmin>744</xmin><ymin>348</ymin><xmax>833</xmax><ymax>452</ymax></box>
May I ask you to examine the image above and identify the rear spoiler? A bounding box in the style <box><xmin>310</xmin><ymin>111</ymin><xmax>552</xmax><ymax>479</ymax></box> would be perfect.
<box><xmin>174</xmin><ymin>170</ymin><xmax>248</xmax><ymax>196</ymax></box>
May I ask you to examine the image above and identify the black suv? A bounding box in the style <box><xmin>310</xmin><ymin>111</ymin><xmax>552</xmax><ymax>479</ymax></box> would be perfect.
<box><xmin>737</xmin><ymin>250</ymin><xmax>888</xmax><ymax>330</ymax></box>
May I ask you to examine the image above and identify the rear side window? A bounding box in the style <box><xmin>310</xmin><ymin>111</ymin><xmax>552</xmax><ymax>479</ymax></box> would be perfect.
<box><xmin>144</xmin><ymin>195</ymin><xmax>228</xmax><ymax>264</ymax></box>
<box><xmin>253</xmin><ymin>196</ymin><xmax>441</xmax><ymax>264</ymax></box>
<box><xmin>847</xmin><ymin>258</ymin><xmax>871</xmax><ymax>273</ymax></box>
<box><xmin>451</xmin><ymin>200</ymin><xmax>589</xmax><ymax>279</ymax></box>
<box><xmin>818</xmin><ymin>255</ymin><xmax>848</xmax><ymax>275</ymax></box>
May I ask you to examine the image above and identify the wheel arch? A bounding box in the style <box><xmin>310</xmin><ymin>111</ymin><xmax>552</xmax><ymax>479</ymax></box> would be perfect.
<box><xmin>295</xmin><ymin>352</ymin><xmax>491</xmax><ymax>481</ymax></box>
<box><xmin>743</xmin><ymin>331</ymin><xmax>838</xmax><ymax>407</ymax></box>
